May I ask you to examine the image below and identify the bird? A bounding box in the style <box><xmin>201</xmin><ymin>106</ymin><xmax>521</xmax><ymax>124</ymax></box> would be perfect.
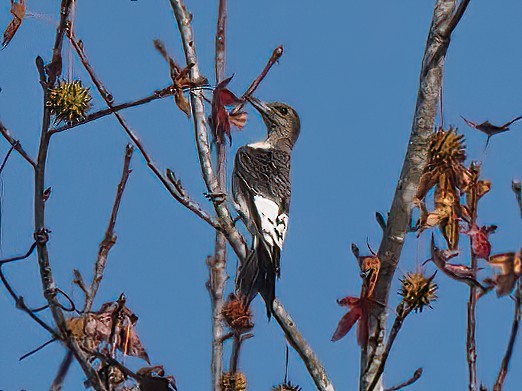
<box><xmin>232</xmin><ymin>96</ymin><xmax>300</xmax><ymax>318</ymax></box>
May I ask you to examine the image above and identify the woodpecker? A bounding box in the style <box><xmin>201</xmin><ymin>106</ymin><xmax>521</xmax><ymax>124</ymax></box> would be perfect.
<box><xmin>233</xmin><ymin>97</ymin><xmax>300</xmax><ymax>317</ymax></box>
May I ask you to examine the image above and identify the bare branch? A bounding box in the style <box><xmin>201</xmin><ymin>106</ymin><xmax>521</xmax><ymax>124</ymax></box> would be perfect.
<box><xmin>51</xmin><ymin>350</ymin><xmax>74</xmax><ymax>391</ymax></box>
<box><xmin>368</xmin><ymin>305</ymin><xmax>414</xmax><ymax>391</ymax></box>
<box><xmin>231</xmin><ymin>45</ymin><xmax>284</xmax><ymax>115</ymax></box>
<box><xmin>67</xmin><ymin>29</ymin><xmax>220</xmax><ymax>231</ymax></box>
<box><xmin>0</xmin><ymin>266</ymin><xmax>59</xmax><ymax>338</ymax></box>
<box><xmin>210</xmin><ymin>1</ymin><xmax>229</xmax><ymax>388</ymax></box>
<box><xmin>85</xmin><ymin>144</ymin><xmax>134</xmax><ymax>312</ymax></box>
<box><xmin>0</xmin><ymin>121</ymin><xmax>37</xmax><ymax>169</ymax></box>
<box><xmin>31</xmin><ymin>2</ymin><xmax>107</xmax><ymax>388</ymax></box>
<box><xmin>273</xmin><ymin>299</ymin><xmax>335</xmax><ymax>391</ymax></box>
<box><xmin>361</xmin><ymin>1</ymin><xmax>470</xmax><ymax>389</ymax></box>
<box><xmin>493</xmin><ymin>281</ymin><xmax>521</xmax><ymax>391</ymax></box>
<box><xmin>49</xmin><ymin>87</ymin><xmax>177</xmax><ymax>135</ymax></box>
<box><xmin>384</xmin><ymin>368</ymin><xmax>423</xmax><ymax>391</ymax></box>
<box><xmin>0</xmin><ymin>241</ymin><xmax>37</xmax><ymax>265</ymax></box>
<box><xmin>169</xmin><ymin>0</ymin><xmax>247</xmax><ymax>259</ymax></box>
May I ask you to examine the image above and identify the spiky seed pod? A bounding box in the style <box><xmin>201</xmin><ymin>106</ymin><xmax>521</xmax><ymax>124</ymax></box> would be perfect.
<box><xmin>272</xmin><ymin>382</ymin><xmax>302</xmax><ymax>391</ymax></box>
<box><xmin>47</xmin><ymin>80</ymin><xmax>92</xmax><ymax>124</ymax></box>
<box><xmin>399</xmin><ymin>272</ymin><xmax>438</xmax><ymax>312</ymax></box>
<box><xmin>428</xmin><ymin>128</ymin><xmax>466</xmax><ymax>167</ymax></box>
<box><xmin>222</xmin><ymin>294</ymin><xmax>254</xmax><ymax>332</ymax></box>
<box><xmin>221</xmin><ymin>371</ymin><xmax>247</xmax><ymax>391</ymax></box>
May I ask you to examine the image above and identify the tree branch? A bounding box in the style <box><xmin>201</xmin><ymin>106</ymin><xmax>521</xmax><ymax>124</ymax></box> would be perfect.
<box><xmin>169</xmin><ymin>0</ymin><xmax>247</xmax><ymax>259</ymax></box>
<box><xmin>85</xmin><ymin>144</ymin><xmax>134</xmax><ymax>312</ymax></box>
<box><xmin>384</xmin><ymin>368</ymin><xmax>423</xmax><ymax>391</ymax></box>
<box><xmin>32</xmin><ymin>1</ymin><xmax>106</xmax><ymax>388</ymax></box>
<box><xmin>493</xmin><ymin>281</ymin><xmax>521</xmax><ymax>391</ymax></box>
<box><xmin>273</xmin><ymin>299</ymin><xmax>335</xmax><ymax>391</ymax></box>
<box><xmin>209</xmin><ymin>1</ymin><xmax>229</xmax><ymax>389</ymax></box>
<box><xmin>368</xmin><ymin>306</ymin><xmax>414</xmax><ymax>391</ymax></box>
<box><xmin>49</xmin><ymin>87</ymin><xmax>177</xmax><ymax>135</ymax></box>
<box><xmin>66</xmin><ymin>29</ymin><xmax>220</xmax><ymax>232</ymax></box>
<box><xmin>231</xmin><ymin>45</ymin><xmax>284</xmax><ymax>115</ymax></box>
<box><xmin>0</xmin><ymin>121</ymin><xmax>37</xmax><ymax>169</ymax></box>
<box><xmin>361</xmin><ymin>1</ymin><xmax>469</xmax><ymax>389</ymax></box>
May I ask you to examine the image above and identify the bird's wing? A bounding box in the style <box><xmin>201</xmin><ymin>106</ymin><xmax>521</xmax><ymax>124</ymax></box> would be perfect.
<box><xmin>233</xmin><ymin>145</ymin><xmax>291</xmax><ymax>257</ymax></box>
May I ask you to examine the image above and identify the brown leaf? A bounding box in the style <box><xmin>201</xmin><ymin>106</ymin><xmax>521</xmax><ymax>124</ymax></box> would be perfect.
<box><xmin>461</xmin><ymin>115</ymin><xmax>522</xmax><ymax>147</ymax></box>
<box><xmin>121</xmin><ymin>322</ymin><xmax>150</xmax><ymax>364</ymax></box>
<box><xmin>229</xmin><ymin>111</ymin><xmax>248</xmax><ymax>129</ymax></box>
<box><xmin>2</xmin><ymin>0</ymin><xmax>26</xmax><ymax>48</ymax></box>
<box><xmin>488</xmin><ymin>250</ymin><xmax>522</xmax><ymax>296</ymax></box>
<box><xmin>174</xmin><ymin>91</ymin><xmax>191</xmax><ymax>118</ymax></box>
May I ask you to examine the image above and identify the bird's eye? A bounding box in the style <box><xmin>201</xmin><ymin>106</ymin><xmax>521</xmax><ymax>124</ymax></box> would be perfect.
<box><xmin>279</xmin><ymin>107</ymin><xmax>288</xmax><ymax>115</ymax></box>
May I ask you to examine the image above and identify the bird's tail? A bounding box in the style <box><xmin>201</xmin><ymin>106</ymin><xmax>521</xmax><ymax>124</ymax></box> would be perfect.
<box><xmin>237</xmin><ymin>238</ymin><xmax>277</xmax><ymax>319</ymax></box>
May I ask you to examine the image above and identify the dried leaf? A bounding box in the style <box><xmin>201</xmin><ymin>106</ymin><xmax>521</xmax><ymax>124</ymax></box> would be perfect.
<box><xmin>174</xmin><ymin>92</ymin><xmax>191</xmax><ymax>118</ymax></box>
<box><xmin>463</xmin><ymin>224</ymin><xmax>496</xmax><ymax>260</ymax></box>
<box><xmin>2</xmin><ymin>0</ymin><xmax>26</xmax><ymax>48</ymax></box>
<box><xmin>488</xmin><ymin>250</ymin><xmax>522</xmax><ymax>296</ymax></box>
<box><xmin>211</xmin><ymin>75</ymin><xmax>244</xmax><ymax>143</ymax></box>
<box><xmin>67</xmin><ymin>298</ymin><xmax>149</xmax><ymax>363</ymax></box>
<box><xmin>461</xmin><ymin>115</ymin><xmax>522</xmax><ymax>146</ymax></box>
<box><xmin>331</xmin><ymin>298</ymin><xmax>362</xmax><ymax>342</ymax></box>
<box><xmin>429</xmin><ymin>234</ymin><xmax>486</xmax><ymax>291</ymax></box>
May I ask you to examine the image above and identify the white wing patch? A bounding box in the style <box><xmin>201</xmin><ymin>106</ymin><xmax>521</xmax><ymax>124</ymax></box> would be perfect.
<box><xmin>253</xmin><ymin>195</ymin><xmax>288</xmax><ymax>249</ymax></box>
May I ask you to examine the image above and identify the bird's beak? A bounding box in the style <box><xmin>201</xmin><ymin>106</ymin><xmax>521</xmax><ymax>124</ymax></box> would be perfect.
<box><xmin>247</xmin><ymin>96</ymin><xmax>272</xmax><ymax>118</ymax></box>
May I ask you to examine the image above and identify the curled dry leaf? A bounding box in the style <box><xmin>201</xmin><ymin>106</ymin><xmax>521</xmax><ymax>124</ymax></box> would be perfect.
<box><xmin>461</xmin><ymin>115</ymin><xmax>522</xmax><ymax>147</ymax></box>
<box><xmin>67</xmin><ymin>298</ymin><xmax>150</xmax><ymax>364</ymax></box>
<box><xmin>332</xmin><ymin>246</ymin><xmax>380</xmax><ymax>345</ymax></box>
<box><xmin>2</xmin><ymin>0</ymin><xmax>26</xmax><ymax>48</ymax></box>
<box><xmin>416</xmin><ymin>129</ymin><xmax>473</xmax><ymax>250</ymax></box>
<box><xmin>428</xmin><ymin>234</ymin><xmax>487</xmax><ymax>292</ymax></box>
<box><xmin>211</xmin><ymin>75</ymin><xmax>246</xmax><ymax>144</ymax></box>
<box><xmin>487</xmin><ymin>250</ymin><xmax>522</xmax><ymax>296</ymax></box>
<box><xmin>153</xmin><ymin>39</ymin><xmax>208</xmax><ymax>118</ymax></box>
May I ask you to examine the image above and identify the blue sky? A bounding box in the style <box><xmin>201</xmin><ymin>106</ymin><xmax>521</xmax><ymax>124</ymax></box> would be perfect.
<box><xmin>0</xmin><ymin>0</ymin><xmax>521</xmax><ymax>390</ymax></box>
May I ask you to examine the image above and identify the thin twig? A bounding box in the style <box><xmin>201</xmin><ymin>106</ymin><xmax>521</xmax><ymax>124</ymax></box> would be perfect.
<box><xmin>272</xmin><ymin>299</ymin><xmax>335</xmax><ymax>391</ymax></box>
<box><xmin>0</xmin><ymin>266</ymin><xmax>58</xmax><ymax>337</ymax></box>
<box><xmin>0</xmin><ymin>241</ymin><xmax>37</xmax><ymax>265</ymax></box>
<box><xmin>85</xmin><ymin>144</ymin><xmax>134</xmax><ymax>312</ymax></box>
<box><xmin>0</xmin><ymin>121</ymin><xmax>37</xmax><ymax>169</ymax></box>
<box><xmin>368</xmin><ymin>305</ymin><xmax>414</xmax><ymax>391</ymax></box>
<box><xmin>19</xmin><ymin>338</ymin><xmax>58</xmax><ymax>361</ymax></box>
<box><xmin>230</xmin><ymin>45</ymin><xmax>284</xmax><ymax>115</ymax></box>
<box><xmin>49</xmin><ymin>88</ymin><xmax>177</xmax><ymax>134</ymax></box>
<box><xmin>361</xmin><ymin>2</ymin><xmax>468</xmax><ymax>389</ymax></box>
<box><xmin>66</xmin><ymin>29</ymin><xmax>220</xmax><ymax>231</ymax></box>
<box><xmin>467</xmin><ymin>253</ymin><xmax>478</xmax><ymax>391</ymax></box>
<box><xmin>229</xmin><ymin>333</ymin><xmax>253</xmax><ymax>374</ymax></box>
<box><xmin>493</xmin><ymin>281</ymin><xmax>521</xmax><ymax>391</ymax></box>
<box><xmin>384</xmin><ymin>368</ymin><xmax>423</xmax><ymax>391</ymax></box>
<box><xmin>51</xmin><ymin>350</ymin><xmax>74</xmax><ymax>391</ymax></box>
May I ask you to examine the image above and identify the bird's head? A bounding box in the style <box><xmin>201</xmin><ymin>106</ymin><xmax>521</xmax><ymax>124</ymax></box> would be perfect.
<box><xmin>248</xmin><ymin>97</ymin><xmax>300</xmax><ymax>150</ymax></box>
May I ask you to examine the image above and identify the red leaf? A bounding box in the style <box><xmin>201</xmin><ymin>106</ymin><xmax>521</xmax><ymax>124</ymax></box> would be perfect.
<box><xmin>463</xmin><ymin>224</ymin><xmax>496</xmax><ymax>260</ymax></box>
<box><xmin>211</xmin><ymin>75</ymin><xmax>245</xmax><ymax>143</ymax></box>
<box><xmin>331</xmin><ymin>306</ymin><xmax>362</xmax><ymax>342</ymax></box>
<box><xmin>337</xmin><ymin>296</ymin><xmax>360</xmax><ymax>308</ymax></box>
